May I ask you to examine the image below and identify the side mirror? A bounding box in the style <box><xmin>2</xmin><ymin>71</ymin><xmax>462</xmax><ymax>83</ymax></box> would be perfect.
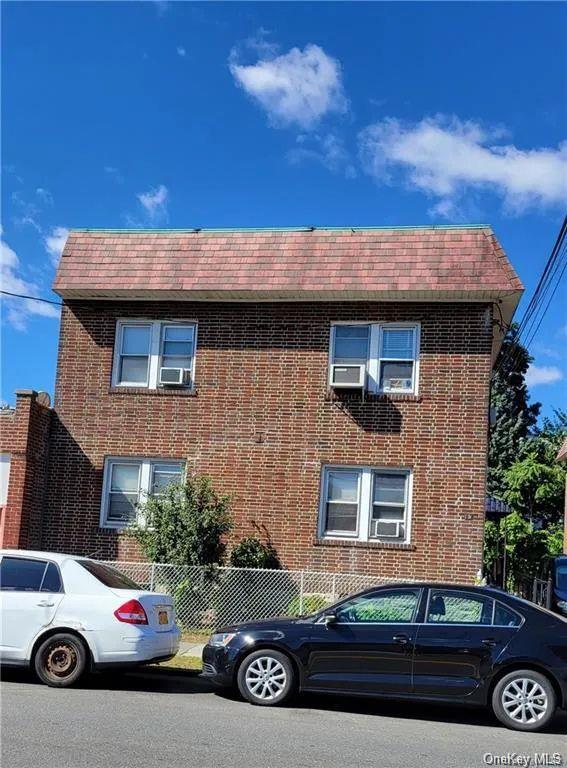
<box><xmin>324</xmin><ymin>612</ymin><xmax>337</xmax><ymax>627</ymax></box>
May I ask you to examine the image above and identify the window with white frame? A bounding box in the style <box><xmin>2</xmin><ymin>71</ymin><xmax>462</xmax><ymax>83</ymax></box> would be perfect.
<box><xmin>0</xmin><ymin>453</ymin><xmax>11</xmax><ymax>506</ymax></box>
<box><xmin>113</xmin><ymin>320</ymin><xmax>197</xmax><ymax>389</ymax></box>
<box><xmin>101</xmin><ymin>458</ymin><xmax>184</xmax><ymax>528</ymax></box>
<box><xmin>329</xmin><ymin>323</ymin><xmax>419</xmax><ymax>394</ymax></box>
<box><xmin>320</xmin><ymin>466</ymin><xmax>412</xmax><ymax>543</ymax></box>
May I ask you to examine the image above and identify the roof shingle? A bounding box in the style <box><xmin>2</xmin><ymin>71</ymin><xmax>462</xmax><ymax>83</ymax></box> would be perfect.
<box><xmin>53</xmin><ymin>226</ymin><xmax>523</xmax><ymax>302</ymax></box>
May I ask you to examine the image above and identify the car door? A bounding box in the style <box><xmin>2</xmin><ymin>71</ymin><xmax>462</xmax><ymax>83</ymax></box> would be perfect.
<box><xmin>412</xmin><ymin>588</ymin><xmax>521</xmax><ymax>699</ymax></box>
<box><xmin>0</xmin><ymin>556</ymin><xmax>64</xmax><ymax>662</ymax></box>
<box><xmin>304</xmin><ymin>587</ymin><xmax>422</xmax><ymax>695</ymax></box>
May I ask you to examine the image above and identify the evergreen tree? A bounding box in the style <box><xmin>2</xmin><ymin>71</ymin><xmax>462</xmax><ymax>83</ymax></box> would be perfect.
<box><xmin>488</xmin><ymin>325</ymin><xmax>540</xmax><ymax>498</ymax></box>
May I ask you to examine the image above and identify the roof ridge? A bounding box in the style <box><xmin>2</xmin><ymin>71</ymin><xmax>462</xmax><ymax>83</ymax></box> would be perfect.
<box><xmin>69</xmin><ymin>224</ymin><xmax>492</xmax><ymax>234</ymax></box>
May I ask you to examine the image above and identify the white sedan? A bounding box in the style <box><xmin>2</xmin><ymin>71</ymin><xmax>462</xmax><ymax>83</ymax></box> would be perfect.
<box><xmin>0</xmin><ymin>549</ymin><xmax>180</xmax><ymax>686</ymax></box>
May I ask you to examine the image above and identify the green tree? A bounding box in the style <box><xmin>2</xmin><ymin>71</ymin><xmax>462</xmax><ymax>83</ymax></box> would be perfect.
<box><xmin>488</xmin><ymin>326</ymin><xmax>540</xmax><ymax>498</ymax></box>
<box><xmin>503</xmin><ymin>453</ymin><xmax>565</xmax><ymax>526</ymax></box>
<box><xmin>129</xmin><ymin>475</ymin><xmax>233</xmax><ymax>566</ymax></box>
<box><xmin>484</xmin><ymin>513</ymin><xmax>558</xmax><ymax>586</ymax></box>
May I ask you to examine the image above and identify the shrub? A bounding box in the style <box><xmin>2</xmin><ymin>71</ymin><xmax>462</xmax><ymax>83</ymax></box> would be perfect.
<box><xmin>229</xmin><ymin>537</ymin><xmax>281</xmax><ymax>569</ymax></box>
<box><xmin>129</xmin><ymin>475</ymin><xmax>233</xmax><ymax>567</ymax></box>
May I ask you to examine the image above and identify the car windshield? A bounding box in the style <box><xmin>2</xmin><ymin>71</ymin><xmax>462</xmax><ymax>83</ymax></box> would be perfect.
<box><xmin>556</xmin><ymin>565</ymin><xmax>567</xmax><ymax>591</ymax></box>
<box><xmin>78</xmin><ymin>560</ymin><xmax>142</xmax><ymax>589</ymax></box>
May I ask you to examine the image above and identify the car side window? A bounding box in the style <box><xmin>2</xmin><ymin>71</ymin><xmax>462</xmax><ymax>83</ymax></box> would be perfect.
<box><xmin>335</xmin><ymin>589</ymin><xmax>420</xmax><ymax>624</ymax></box>
<box><xmin>494</xmin><ymin>602</ymin><xmax>522</xmax><ymax>627</ymax></box>
<box><xmin>426</xmin><ymin>590</ymin><xmax>493</xmax><ymax>625</ymax></box>
<box><xmin>40</xmin><ymin>562</ymin><xmax>63</xmax><ymax>593</ymax></box>
<box><xmin>0</xmin><ymin>556</ymin><xmax>48</xmax><ymax>592</ymax></box>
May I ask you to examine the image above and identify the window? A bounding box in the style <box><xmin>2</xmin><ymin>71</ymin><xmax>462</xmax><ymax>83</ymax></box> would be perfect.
<box><xmin>0</xmin><ymin>556</ymin><xmax>61</xmax><ymax>592</ymax></box>
<box><xmin>0</xmin><ymin>453</ymin><xmax>10</xmax><ymax>506</ymax></box>
<box><xmin>335</xmin><ymin>589</ymin><xmax>420</xmax><ymax>624</ymax></box>
<box><xmin>320</xmin><ymin>466</ymin><xmax>412</xmax><ymax>543</ymax></box>
<box><xmin>426</xmin><ymin>590</ymin><xmax>493</xmax><ymax>625</ymax></box>
<box><xmin>493</xmin><ymin>602</ymin><xmax>522</xmax><ymax>628</ymax></box>
<box><xmin>78</xmin><ymin>560</ymin><xmax>142</xmax><ymax>590</ymax></box>
<box><xmin>329</xmin><ymin>323</ymin><xmax>420</xmax><ymax>394</ymax></box>
<box><xmin>101</xmin><ymin>458</ymin><xmax>184</xmax><ymax>528</ymax></box>
<box><xmin>113</xmin><ymin>320</ymin><xmax>197</xmax><ymax>389</ymax></box>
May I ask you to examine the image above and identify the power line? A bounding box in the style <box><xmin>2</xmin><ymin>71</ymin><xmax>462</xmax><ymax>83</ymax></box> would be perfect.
<box><xmin>0</xmin><ymin>289</ymin><xmax>63</xmax><ymax>306</ymax></box>
<box><xmin>494</xmin><ymin>215</ymin><xmax>567</xmax><ymax>376</ymax></box>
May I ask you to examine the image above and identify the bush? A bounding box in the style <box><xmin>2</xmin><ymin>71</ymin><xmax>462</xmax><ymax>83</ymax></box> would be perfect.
<box><xmin>287</xmin><ymin>594</ymin><xmax>330</xmax><ymax>617</ymax></box>
<box><xmin>229</xmin><ymin>537</ymin><xmax>280</xmax><ymax>569</ymax></box>
<box><xmin>128</xmin><ymin>475</ymin><xmax>233</xmax><ymax>567</ymax></box>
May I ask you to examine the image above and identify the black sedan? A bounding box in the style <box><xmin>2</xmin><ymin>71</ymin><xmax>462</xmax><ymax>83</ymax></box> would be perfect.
<box><xmin>202</xmin><ymin>582</ymin><xmax>567</xmax><ymax>732</ymax></box>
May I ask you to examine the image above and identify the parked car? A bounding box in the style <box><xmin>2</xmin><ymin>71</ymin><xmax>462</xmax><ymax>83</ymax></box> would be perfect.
<box><xmin>0</xmin><ymin>549</ymin><xmax>180</xmax><ymax>686</ymax></box>
<box><xmin>202</xmin><ymin>582</ymin><xmax>567</xmax><ymax>732</ymax></box>
<box><xmin>552</xmin><ymin>555</ymin><xmax>567</xmax><ymax>617</ymax></box>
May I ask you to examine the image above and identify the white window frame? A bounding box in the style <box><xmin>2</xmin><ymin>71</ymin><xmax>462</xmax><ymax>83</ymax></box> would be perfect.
<box><xmin>329</xmin><ymin>322</ymin><xmax>420</xmax><ymax>395</ymax></box>
<box><xmin>318</xmin><ymin>465</ymin><xmax>413</xmax><ymax>544</ymax></box>
<box><xmin>100</xmin><ymin>457</ymin><xmax>185</xmax><ymax>529</ymax></box>
<box><xmin>112</xmin><ymin>320</ymin><xmax>198</xmax><ymax>390</ymax></box>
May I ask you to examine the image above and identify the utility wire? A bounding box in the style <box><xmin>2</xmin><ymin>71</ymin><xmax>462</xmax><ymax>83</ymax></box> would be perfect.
<box><xmin>0</xmin><ymin>289</ymin><xmax>63</xmax><ymax>306</ymax></box>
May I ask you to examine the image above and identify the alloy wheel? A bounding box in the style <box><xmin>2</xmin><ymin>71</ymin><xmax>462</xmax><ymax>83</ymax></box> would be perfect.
<box><xmin>501</xmin><ymin>677</ymin><xmax>548</xmax><ymax>725</ymax></box>
<box><xmin>244</xmin><ymin>656</ymin><xmax>287</xmax><ymax>701</ymax></box>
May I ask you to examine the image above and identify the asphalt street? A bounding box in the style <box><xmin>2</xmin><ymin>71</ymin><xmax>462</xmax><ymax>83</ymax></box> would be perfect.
<box><xmin>2</xmin><ymin>666</ymin><xmax>566</xmax><ymax>768</ymax></box>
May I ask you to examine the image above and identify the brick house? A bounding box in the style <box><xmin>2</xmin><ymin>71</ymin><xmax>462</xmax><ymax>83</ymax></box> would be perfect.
<box><xmin>4</xmin><ymin>226</ymin><xmax>523</xmax><ymax>581</ymax></box>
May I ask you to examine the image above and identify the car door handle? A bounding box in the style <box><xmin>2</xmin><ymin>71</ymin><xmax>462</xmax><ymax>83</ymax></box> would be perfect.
<box><xmin>393</xmin><ymin>634</ymin><xmax>411</xmax><ymax>645</ymax></box>
<box><xmin>37</xmin><ymin>600</ymin><xmax>55</xmax><ymax>607</ymax></box>
<box><xmin>481</xmin><ymin>638</ymin><xmax>498</xmax><ymax>647</ymax></box>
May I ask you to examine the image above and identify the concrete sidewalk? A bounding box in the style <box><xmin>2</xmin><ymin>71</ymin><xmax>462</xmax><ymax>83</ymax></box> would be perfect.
<box><xmin>178</xmin><ymin>641</ymin><xmax>205</xmax><ymax>657</ymax></box>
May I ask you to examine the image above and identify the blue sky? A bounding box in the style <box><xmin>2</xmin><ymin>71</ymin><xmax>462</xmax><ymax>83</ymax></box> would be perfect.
<box><xmin>2</xmin><ymin>1</ymin><xmax>566</xmax><ymax>416</ymax></box>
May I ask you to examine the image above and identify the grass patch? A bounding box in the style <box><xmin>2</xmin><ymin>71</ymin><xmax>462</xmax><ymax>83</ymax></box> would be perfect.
<box><xmin>153</xmin><ymin>655</ymin><xmax>202</xmax><ymax>672</ymax></box>
<box><xmin>181</xmin><ymin>631</ymin><xmax>210</xmax><ymax>644</ymax></box>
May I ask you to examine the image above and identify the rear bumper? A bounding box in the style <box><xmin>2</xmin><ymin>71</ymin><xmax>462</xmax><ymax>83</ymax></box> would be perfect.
<box><xmin>93</xmin><ymin>625</ymin><xmax>181</xmax><ymax>667</ymax></box>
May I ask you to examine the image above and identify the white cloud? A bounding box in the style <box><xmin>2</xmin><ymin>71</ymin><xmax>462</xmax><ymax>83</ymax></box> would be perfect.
<box><xmin>288</xmin><ymin>133</ymin><xmax>356</xmax><ymax>178</ymax></box>
<box><xmin>358</xmin><ymin>115</ymin><xmax>567</xmax><ymax>216</ymax></box>
<box><xmin>104</xmin><ymin>166</ymin><xmax>124</xmax><ymax>184</ymax></box>
<box><xmin>44</xmin><ymin>226</ymin><xmax>69</xmax><ymax>267</ymax></box>
<box><xmin>177</xmin><ymin>46</ymin><xmax>186</xmax><ymax>57</ymax></box>
<box><xmin>525</xmin><ymin>364</ymin><xmax>563</xmax><ymax>387</ymax></box>
<box><xmin>36</xmin><ymin>187</ymin><xmax>53</xmax><ymax>206</ymax></box>
<box><xmin>229</xmin><ymin>43</ymin><xmax>347</xmax><ymax>130</ymax></box>
<box><xmin>137</xmin><ymin>184</ymin><xmax>169</xmax><ymax>223</ymax></box>
<box><xmin>1</xmin><ymin>236</ymin><xmax>60</xmax><ymax>331</ymax></box>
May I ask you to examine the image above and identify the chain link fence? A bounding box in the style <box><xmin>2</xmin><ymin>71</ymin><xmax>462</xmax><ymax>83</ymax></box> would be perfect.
<box><xmin>100</xmin><ymin>561</ymin><xmax>399</xmax><ymax>633</ymax></box>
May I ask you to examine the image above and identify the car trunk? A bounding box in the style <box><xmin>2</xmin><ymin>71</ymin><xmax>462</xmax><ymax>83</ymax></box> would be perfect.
<box><xmin>110</xmin><ymin>589</ymin><xmax>176</xmax><ymax>632</ymax></box>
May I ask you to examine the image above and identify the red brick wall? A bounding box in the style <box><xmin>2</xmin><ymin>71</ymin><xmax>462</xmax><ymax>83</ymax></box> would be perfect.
<box><xmin>0</xmin><ymin>391</ymin><xmax>52</xmax><ymax>549</ymax></box>
<box><xmin>43</xmin><ymin>300</ymin><xmax>493</xmax><ymax>581</ymax></box>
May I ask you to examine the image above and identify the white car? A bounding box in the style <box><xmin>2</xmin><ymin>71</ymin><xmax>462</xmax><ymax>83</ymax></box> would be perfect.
<box><xmin>0</xmin><ymin>549</ymin><xmax>180</xmax><ymax>687</ymax></box>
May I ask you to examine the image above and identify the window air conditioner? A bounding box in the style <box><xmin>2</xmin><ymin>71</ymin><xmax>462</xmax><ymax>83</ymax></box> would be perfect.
<box><xmin>330</xmin><ymin>364</ymin><xmax>366</xmax><ymax>389</ymax></box>
<box><xmin>159</xmin><ymin>367</ymin><xmax>189</xmax><ymax>386</ymax></box>
<box><xmin>372</xmin><ymin>520</ymin><xmax>402</xmax><ymax>538</ymax></box>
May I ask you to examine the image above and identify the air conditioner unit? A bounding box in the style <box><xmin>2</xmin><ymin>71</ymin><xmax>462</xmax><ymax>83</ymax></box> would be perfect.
<box><xmin>159</xmin><ymin>367</ymin><xmax>189</xmax><ymax>386</ymax></box>
<box><xmin>372</xmin><ymin>520</ymin><xmax>401</xmax><ymax>538</ymax></box>
<box><xmin>384</xmin><ymin>378</ymin><xmax>413</xmax><ymax>391</ymax></box>
<box><xmin>329</xmin><ymin>364</ymin><xmax>366</xmax><ymax>389</ymax></box>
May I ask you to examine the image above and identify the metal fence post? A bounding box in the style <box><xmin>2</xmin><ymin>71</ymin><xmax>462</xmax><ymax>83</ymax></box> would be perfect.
<box><xmin>546</xmin><ymin>576</ymin><xmax>553</xmax><ymax>610</ymax></box>
<box><xmin>532</xmin><ymin>577</ymin><xmax>538</xmax><ymax>605</ymax></box>
<box><xmin>332</xmin><ymin>574</ymin><xmax>337</xmax><ymax>601</ymax></box>
<box><xmin>299</xmin><ymin>571</ymin><xmax>305</xmax><ymax>615</ymax></box>
<box><xmin>150</xmin><ymin>562</ymin><xmax>156</xmax><ymax>592</ymax></box>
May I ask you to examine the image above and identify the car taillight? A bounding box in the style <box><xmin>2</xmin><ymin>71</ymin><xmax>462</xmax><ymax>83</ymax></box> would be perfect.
<box><xmin>114</xmin><ymin>599</ymin><xmax>148</xmax><ymax>625</ymax></box>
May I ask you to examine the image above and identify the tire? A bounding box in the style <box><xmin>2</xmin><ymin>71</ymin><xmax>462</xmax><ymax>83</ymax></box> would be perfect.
<box><xmin>237</xmin><ymin>650</ymin><xmax>295</xmax><ymax>706</ymax></box>
<box><xmin>33</xmin><ymin>633</ymin><xmax>88</xmax><ymax>688</ymax></box>
<box><xmin>492</xmin><ymin>669</ymin><xmax>556</xmax><ymax>732</ymax></box>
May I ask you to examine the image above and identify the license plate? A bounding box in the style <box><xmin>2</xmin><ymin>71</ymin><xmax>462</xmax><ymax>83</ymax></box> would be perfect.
<box><xmin>158</xmin><ymin>610</ymin><xmax>168</xmax><ymax>625</ymax></box>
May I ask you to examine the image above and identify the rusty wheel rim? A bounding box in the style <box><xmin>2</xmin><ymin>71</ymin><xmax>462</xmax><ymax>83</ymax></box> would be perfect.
<box><xmin>44</xmin><ymin>642</ymin><xmax>78</xmax><ymax>679</ymax></box>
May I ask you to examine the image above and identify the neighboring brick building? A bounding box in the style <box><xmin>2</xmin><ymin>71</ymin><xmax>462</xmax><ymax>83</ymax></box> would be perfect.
<box><xmin>11</xmin><ymin>226</ymin><xmax>524</xmax><ymax>581</ymax></box>
<box><xmin>0</xmin><ymin>390</ymin><xmax>52</xmax><ymax>549</ymax></box>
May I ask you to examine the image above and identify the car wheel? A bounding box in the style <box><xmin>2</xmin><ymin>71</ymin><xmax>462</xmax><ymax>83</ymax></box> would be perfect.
<box><xmin>492</xmin><ymin>669</ymin><xmax>556</xmax><ymax>731</ymax></box>
<box><xmin>34</xmin><ymin>633</ymin><xmax>87</xmax><ymax>688</ymax></box>
<box><xmin>237</xmin><ymin>650</ymin><xmax>295</xmax><ymax>706</ymax></box>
